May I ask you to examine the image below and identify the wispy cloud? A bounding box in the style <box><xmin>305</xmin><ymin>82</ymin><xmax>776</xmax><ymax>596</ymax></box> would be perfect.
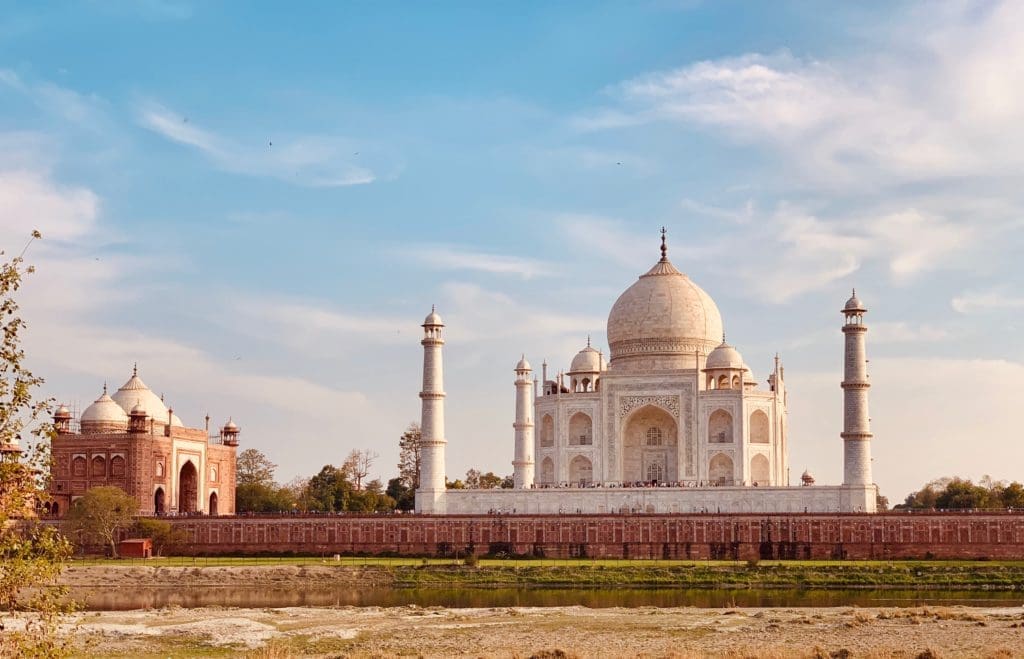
<box><xmin>577</xmin><ymin>2</ymin><xmax>1024</xmax><ymax>187</ymax></box>
<box><xmin>951</xmin><ymin>290</ymin><xmax>1024</xmax><ymax>314</ymax></box>
<box><xmin>138</xmin><ymin>102</ymin><xmax>377</xmax><ymax>187</ymax></box>
<box><xmin>0</xmin><ymin>69</ymin><xmax>111</xmax><ymax>133</ymax></box>
<box><xmin>231</xmin><ymin>297</ymin><xmax>411</xmax><ymax>350</ymax></box>
<box><xmin>401</xmin><ymin>244</ymin><xmax>555</xmax><ymax>279</ymax></box>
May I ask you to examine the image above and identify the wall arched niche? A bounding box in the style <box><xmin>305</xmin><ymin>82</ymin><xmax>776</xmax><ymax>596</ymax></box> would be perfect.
<box><xmin>708</xmin><ymin>453</ymin><xmax>734</xmax><ymax>485</ymax></box>
<box><xmin>568</xmin><ymin>412</ymin><xmax>592</xmax><ymax>446</ymax></box>
<box><xmin>750</xmin><ymin>453</ymin><xmax>770</xmax><ymax>485</ymax></box>
<box><xmin>750</xmin><ymin>410</ymin><xmax>770</xmax><ymax>443</ymax></box>
<box><xmin>708</xmin><ymin>409</ymin><xmax>733</xmax><ymax>444</ymax></box>
<box><xmin>539</xmin><ymin>457</ymin><xmax>555</xmax><ymax>485</ymax></box>
<box><xmin>622</xmin><ymin>405</ymin><xmax>677</xmax><ymax>483</ymax></box>
<box><xmin>178</xmin><ymin>461</ymin><xmax>198</xmax><ymax>513</ymax></box>
<box><xmin>540</xmin><ymin>415</ymin><xmax>554</xmax><ymax>448</ymax></box>
<box><xmin>569</xmin><ymin>455</ymin><xmax>592</xmax><ymax>485</ymax></box>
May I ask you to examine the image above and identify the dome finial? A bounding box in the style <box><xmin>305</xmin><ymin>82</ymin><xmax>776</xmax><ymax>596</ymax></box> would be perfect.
<box><xmin>586</xmin><ymin>335</ymin><xmax>591</xmax><ymax>348</ymax></box>
<box><xmin>659</xmin><ymin>226</ymin><xmax>668</xmax><ymax>262</ymax></box>
<box><xmin>722</xmin><ymin>331</ymin><xmax>726</xmax><ymax>344</ymax></box>
<box><xmin>102</xmin><ymin>382</ymin><xmax>108</xmax><ymax>395</ymax></box>
<box><xmin>132</xmin><ymin>362</ymin><xmax>137</xmax><ymax>377</ymax></box>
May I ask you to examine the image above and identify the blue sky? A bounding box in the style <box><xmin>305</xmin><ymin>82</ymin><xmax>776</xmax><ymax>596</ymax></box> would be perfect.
<box><xmin>2</xmin><ymin>1</ymin><xmax>1023</xmax><ymax>502</ymax></box>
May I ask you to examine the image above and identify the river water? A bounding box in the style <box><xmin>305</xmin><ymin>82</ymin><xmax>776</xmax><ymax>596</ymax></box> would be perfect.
<box><xmin>73</xmin><ymin>586</ymin><xmax>1024</xmax><ymax>611</ymax></box>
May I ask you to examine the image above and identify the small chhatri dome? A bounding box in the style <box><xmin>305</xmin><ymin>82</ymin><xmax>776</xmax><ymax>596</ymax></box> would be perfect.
<box><xmin>569</xmin><ymin>342</ymin><xmax>603</xmax><ymax>373</ymax></box>
<box><xmin>801</xmin><ymin>469</ymin><xmax>816</xmax><ymax>485</ymax></box>
<box><xmin>130</xmin><ymin>400</ymin><xmax>147</xmax><ymax>415</ymax></box>
<box><xmin>515</xmin><ymin>354</ymin><xmax>532</xmax><ymax>371</ymax></box>
<box><xmin>54</xmin><ymin>404</ymin><xmax>71</xmax><ymax>418</ymax></box>
<box><xmin>844</xmin><ymin>289</ymin><xmax>865</xmax><ymax>312</ymax></box>
<box><xmin>423</xmin><ymin>305</ymin><xmax>444</xmax><ymax>326</ymax></box>
<box><xmin>223</xmin><ymin>417</ymin><xmax>239</xmax><ymax>431</ymax></box>
<box><xmin>607</xmin><ymin>228</ymin><xmax>724</xmax><ymax>370</ymax></box>
<box><xmin>705</xmin><ymin>337</ymin><xmax>745</xmax><ymax>370</ymax></box>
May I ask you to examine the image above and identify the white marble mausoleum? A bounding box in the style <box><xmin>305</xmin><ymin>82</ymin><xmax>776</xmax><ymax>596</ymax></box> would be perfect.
<box><xmin>415</xmin><ymin>231</ymin><xmax>878</xmax><ymax>515</ymax></box>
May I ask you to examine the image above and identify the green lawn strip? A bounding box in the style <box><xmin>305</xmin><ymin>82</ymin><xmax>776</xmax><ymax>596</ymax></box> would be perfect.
<box><xmin>63</xmin><ymin>557</ymin><xmax>1024</xmax><ymax>590</ymax></box>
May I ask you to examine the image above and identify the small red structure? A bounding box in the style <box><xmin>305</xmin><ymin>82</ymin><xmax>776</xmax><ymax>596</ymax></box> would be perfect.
<box><xmin>119</xmin><ymin>538</ymin><xmax>153</xmax><ymax>558</ymax></box>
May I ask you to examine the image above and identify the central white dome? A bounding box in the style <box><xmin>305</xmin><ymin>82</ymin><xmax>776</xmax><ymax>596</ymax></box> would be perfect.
<box><xmin>607</xmin><ymin>252</ymin><xmax>723</xmax><ymax>371</ymax></box>
<box><xmin>111</xmin><ymin>368</ymin><xmax>183</xmax><ymax>427</ymax></box>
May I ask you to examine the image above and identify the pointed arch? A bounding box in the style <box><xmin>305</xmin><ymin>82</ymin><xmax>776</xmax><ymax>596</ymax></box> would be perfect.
<box><xmin>178</xmin><ymin>461</ymin><xmax>198</xmax><ymax>514</ymax></box>
<box><xmin>750</xmin><ymin>453</ymin><xmax>770</xmax><ymax>485</ymax></box>
<box><xmin>539</xmin><ymin>457</ymin><xmax>555</xmax><ymax>485</ymax></box>
<box><xmin>750</xmin><ymin>410</ymin><xmax>770</xmax><ymax>444</ymax></box>
<box><xmin>622</xmin><ymin>404</ymin><xmax>677</xmax><ymax>483</ymax></box>
<box><xmin>569</xmin><ymin>455</ymin><xmax>592</xmax><ymax>485</ymax></box>
<box><xmin>709</xmin><ymin>452</ymin><xmax>734</xmax><ymax>485</ymax></box>
<box><xmin>540</xmin><ymin>414</ymin><xmax>554</xmax><ymax>448</ymax></box>
<box><xmin>568</xmin><ymin>412</ymin><xmax>592</xmax><ymax>446</ymax></box>
<box><xmin>708</xmin><ymin>409</ymin><xmax>733</xmax><ymax>444</ymax></box>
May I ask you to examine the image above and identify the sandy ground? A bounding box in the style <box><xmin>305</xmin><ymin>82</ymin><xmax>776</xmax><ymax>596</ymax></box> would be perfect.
<box><xmin>8</xmin><ymin>604</ymin><xmax>1024</xmax><ymax>658</ymax></box>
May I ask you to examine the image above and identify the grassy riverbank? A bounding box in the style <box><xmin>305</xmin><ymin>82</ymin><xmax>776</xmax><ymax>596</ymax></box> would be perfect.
<box><xmin>59</xmin><ymin>558</ymin><xmax>1024</xmax><ymax>590</ymax></box>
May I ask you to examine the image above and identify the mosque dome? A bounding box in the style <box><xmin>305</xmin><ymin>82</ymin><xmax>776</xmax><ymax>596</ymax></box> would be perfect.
<box><xmin>607</xmin><ymin>233</ymin><xmax>723</xmax><ymax>370</ymax></box>
<box><xmin>705</xmin><ymin>340</ymin><xmax>745</xmax><ymax>370</ymax></box>
<box><xmin>80</xmin><ymin>387</ymin><xmax>128</xmax><ymax>432</ymax></box>
<box><xmin>569</xmin><ymin>344</ymin><xmax>603</xmax><ymax>374</ymax></box>
<box><xmin>111</xmin><ymin>367</ymin><xmax>183</xmax><ymax>427</ymax></box>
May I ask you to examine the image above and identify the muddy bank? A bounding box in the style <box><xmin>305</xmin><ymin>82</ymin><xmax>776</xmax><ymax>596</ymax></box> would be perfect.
<box><xmin>57</xmin><ymin>564</ymin><xmax>395</xmax><ymax>588</ymax></box>
<box><xmin>9</xmin><ymin>605</ymin><xmax>1024</xmax><ymax>657</ymax></box>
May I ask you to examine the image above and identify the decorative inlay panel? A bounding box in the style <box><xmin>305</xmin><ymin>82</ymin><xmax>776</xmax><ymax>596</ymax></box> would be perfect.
<box><xmin>619</xmin><ymin>395</ymin><xmax>680</xmax><ymax>419</ymax></box>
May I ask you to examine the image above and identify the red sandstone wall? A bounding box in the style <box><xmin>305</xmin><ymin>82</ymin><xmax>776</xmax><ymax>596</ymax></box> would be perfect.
<box><xmin>148</xmin><ymin>513</ymin><xmax>1024</xmax><ymax>560</ymax></box>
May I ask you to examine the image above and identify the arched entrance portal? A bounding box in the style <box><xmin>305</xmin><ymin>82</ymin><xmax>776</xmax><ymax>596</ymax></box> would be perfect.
<box><xmin>622</xmin><ymin>405</ymin><xmax>678</xmax><ymax>483</ymax></box>
<box><xmin>178</xmin><ymin>462</ymin><xmax>198</xmax><ymax>514</ymax></box>
<box><xmin>209</xmin><ymin>491</ymin><xmax>218</xmax><ymax>516</ymax></box>
<box><xmin>154</xmin><ymin>488</ymin><xmax>165</xmax><ymax>515</ymax></box>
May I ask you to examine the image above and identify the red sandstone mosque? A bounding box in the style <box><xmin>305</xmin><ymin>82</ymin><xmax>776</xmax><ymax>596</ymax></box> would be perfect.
<box><xmin>48</xmin><ymin>366</ymin><xmax>239</xmax><ymax>517</ymax></box>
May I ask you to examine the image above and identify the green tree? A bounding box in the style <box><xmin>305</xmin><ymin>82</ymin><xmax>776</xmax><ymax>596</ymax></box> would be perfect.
<box><xmin>65</xmin><ymin>486</ymin><xmax>139</xmax><ymax>557</ymax></box>
<box><xmin>235</xmin><ymin>448</ymin><xmax>293</xmax><ymax>513</ymax></box>
<box><xmin>935</xmin><ymin>478</ymin><xmax>994</xmax><ymax>510</ymax></box>
<box><xmin>397</xmin><ymin>423</ymin><xmax>421</xmax><ymax>489</ymax></box>
<box><xmin>305</xmin><ymin>465</ymin><xmax>352</xmax><ymax>512</ymax></box>
<box><xmin>0</xmin><ymin>234</ymin><xmax>75</xmax><ymax>657</ymax></box>
<box><xmin>133</xmin><ymin>518</ymin><xmax>186</xmax><ymax>557</ymax></box>
<box><xmin>237</xmin><ymin>447</ymin><xmax>277</xmax><ymax>486</ymax></box>
<box><xmin>386</xmin><ymin>477</ymin><xmax>415</xmax><ymax>511</ymax></box>
<box><xmin>1000</xmin><ymin>482</ymin><xmax>1024</xmax><ymax>509</ymax></box>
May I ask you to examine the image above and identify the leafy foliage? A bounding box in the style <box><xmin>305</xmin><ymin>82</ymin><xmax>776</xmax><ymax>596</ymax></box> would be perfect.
<box><xmin>132</xmin><ymin>518</ymin><xmax>186</xmax><ymax>557</ymax></box>
<box><xmin>397</xmin><ymin>422</ymin><xmax>421</xmax><ymax>489</ymax></box>
<box><xmin>896</xmin><ymin>476</ymin><xmax>1024</xmax><ymax>510</ymax></box>
<box><xmin>65</xmin><ymin>486</ymin><xmax>139</xmax><ymax>557</ymax></box>
<box><xmin>235</xmin><ymin>448</ymin><xmax>297</xmax><ymax>512</ymax></box>
<box><xmin>0</xmin><ymin>235</ymin><xmax>75</xmax><ymax>657</ymax></box>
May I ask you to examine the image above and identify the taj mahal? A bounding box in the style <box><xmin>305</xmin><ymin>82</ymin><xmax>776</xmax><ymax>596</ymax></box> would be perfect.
<box><xmin>415</xmin><ymin>230</ymin><xmax>878</xmax><ymax>515</ymax></box>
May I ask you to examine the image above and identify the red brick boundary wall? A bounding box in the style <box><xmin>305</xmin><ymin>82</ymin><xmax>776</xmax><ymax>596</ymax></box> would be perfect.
<box><xmin>151</xmin><ymin>513</ymin><xmax>1024</xmax><ymax>560</ymax></box>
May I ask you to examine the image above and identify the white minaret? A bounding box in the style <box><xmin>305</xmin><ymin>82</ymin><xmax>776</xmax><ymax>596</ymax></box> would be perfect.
<box><xmin>512</xmin><ymin>355</ymin><xmax>535</xmax><ymax>488</ymax></box>
<box><xmin>415</xmin><ymin>306</ymin><xmax>447</xmax><ymax>514</ymax></box>
<box><xmin>841</xmin><ymin>290</ymin><xmax>873</xmax><ymax>487</ymax></box>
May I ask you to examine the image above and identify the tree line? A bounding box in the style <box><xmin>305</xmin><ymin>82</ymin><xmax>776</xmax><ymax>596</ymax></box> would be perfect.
<box><xmin>235</xmin><ymin>423</ymin><xmax>514</xmax><ymax>515</ymax></box>
<box><xmin>894</xmin><ymin>476</ymin><xmax>1024</xmax><ymax>511</ymax></box>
